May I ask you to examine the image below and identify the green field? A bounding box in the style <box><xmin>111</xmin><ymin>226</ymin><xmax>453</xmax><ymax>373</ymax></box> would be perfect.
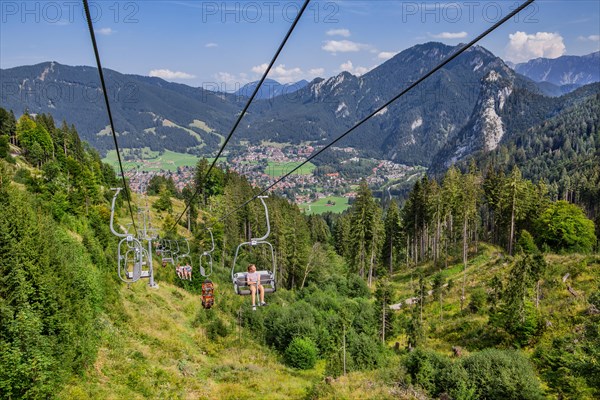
<box><xmin>265</xmin><ymin>161</ymin><xmax>316</xmax><ymax>177</ymax></box>
<box><xmin>103</xmin><ymin>148</ymin><xmax>207</xmax><ymax>172</ymax></box>
<box><xmin>299</xmin><ymin>196</ymin><xmax>349</xmax><ymax>215</ymax></box>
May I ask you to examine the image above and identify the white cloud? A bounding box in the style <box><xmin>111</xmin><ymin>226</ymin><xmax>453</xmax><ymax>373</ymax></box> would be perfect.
<box><xmin>251</xmin><ymin>63</ymin><xmax>268</xmax><ymax>74</ymax></box>
<box><xmin>339</xmin><ymin>60</ymin><xmax>372</xmax><ymax>76</ymax></box>
<box><xmin>309</xmin><ymin>68</ymin><xmax>325</xmax><ymax>77</ymax></box>
<box><xmin>96</xmin><ymin>28</ymin><xmax>115</xmax><ymax>36</ymax></box>
<box><xmin>322</xmin><ymin>40</ymin><xmax>369</xmax><ymax>53</ymax></box>
<box><xmin>250</xmin><ymin>63</ymin><xmax>304</xmax><ymax>84</ymax></box>
<box><xmin>505</xmin><ymin>31</ymin><xmax>566</xmax><ymax>63</ymax></box>
<box><xmin>326</xmin><ymin>28</ymin><xmax>351</xmax><ymax>37</ymax></box>
<box><xmin>270</xmin><ymin>64</ymin><xmax>303</xmax><ymax>84</ymax></box>
<box><xmin>429</xmin><ymin>31</ymin><xmax>468</xmax><ymax>39</ymax></box>
<box><xmin>577</xmin><ymin>35</ymin><xmax>600</xmax><ymax>42</ymax></box>
<box><xmin>213</xmin><ymin>72</ymin><xmax>250</xmax><ymax>90</ymax></box>
<box><xmin>149</xmin><ymin>69</ymin><xmax>196</xmax><ymax>80</ymax></box>
<box><xmin>378</xmin><ymin>51</ymin><xmax>396</xmax><ymax>60</ymax></box>
<box><xmin>252</xmin><ymin>63</ymin><xmax>325</xmax><ymax>83</ymax></box>
<box><xmin>205</xmin><ymin>42</ymin><xmax>218</xmax><ymax>48</ymax></box>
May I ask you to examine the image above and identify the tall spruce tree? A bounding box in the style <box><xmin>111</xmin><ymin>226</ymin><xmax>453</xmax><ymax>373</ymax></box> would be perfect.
<box><xmin>383</xmin><ymin>200</ymin><xmax>402</xmax><ymax>275</ymax></box>
<box><xmin>350</xmin><ymin>179</ymin><xmax>383</xmax><ymax>285</ymax></box>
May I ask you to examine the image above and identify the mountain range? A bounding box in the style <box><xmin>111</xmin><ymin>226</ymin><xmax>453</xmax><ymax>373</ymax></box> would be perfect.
<box><xmin>1</xmin><ymin>44</ymin><xmax>598</xmax><ymax>170</ymax></box>
<box><xmin>514</xmin><ymin>52</ymin><xmax>599</xmax><ymax>86</ymax></box>
<box><xmin>235</xmin><ymin>78</ymin><xmax>309</xmax><ymax>100</ymax></box>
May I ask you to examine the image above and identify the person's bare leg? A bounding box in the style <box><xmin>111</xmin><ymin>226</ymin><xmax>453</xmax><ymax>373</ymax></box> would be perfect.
<box><xmin>259</xmin><ymin>285</ymin><xmax>265</xmax><ymax>303</ymax></box>
<box><xmin>250</xmin><ymin>285</ymin><xmax>257</xmax><ymax>306</ymax></box>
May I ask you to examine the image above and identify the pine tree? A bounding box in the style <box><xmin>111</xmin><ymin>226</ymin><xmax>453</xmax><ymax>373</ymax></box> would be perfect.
<box><xmin>349</xmin><ymin>179</ymin><xmax>383</xmax><ymax>285</ymax></box>
<box><xmin>383</xmin><ymin>200</ymin><xmax>402</xmax><ymax>275</ymax></box>
<box><xmin>459</xmin><ymin>167</ymin><xmax>481</xmax><ymax>311</ymax></box>
<box><xmin>441</xmin><ymin>167</ymin><xmax>462</xmax><ymax>264</ymax></box>
<box><xmin>374</xmin><ymin>278</ymin><xmax>395</xmax><ymax>342</ymax></box>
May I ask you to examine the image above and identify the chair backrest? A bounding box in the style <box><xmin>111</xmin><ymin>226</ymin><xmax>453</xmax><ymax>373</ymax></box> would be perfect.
<box><xmin>232</xmin><ymin>270</ymin><xmax>276</xmax><ymax>295</ymax></box>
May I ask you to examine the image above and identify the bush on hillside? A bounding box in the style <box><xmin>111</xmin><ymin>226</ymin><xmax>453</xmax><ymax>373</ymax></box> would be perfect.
<box><xmin>403</xmin><ymin>348</ymin><xmax>544</xmax><ymax>400</ymax></box>
<box><xmin>462</xmin><ymin>349</ymin><xmax>544</xmax><ymax>400</ymax></box>
<box><xmin>535</xmin><ymin>201</ymin><xmax>596</xmax><ymax>253</ymax></box>
<box><xmin>284</xmin><ymin>337</ymin><xmax>317</xmax><ymax>369</ymax></box>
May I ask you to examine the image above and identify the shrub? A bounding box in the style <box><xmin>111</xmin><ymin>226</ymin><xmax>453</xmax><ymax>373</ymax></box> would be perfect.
<box><xmin>517</xmin><ymin>229</ymin><xmax>539</xmax><ymax>254</ymax></box>
<box><xmin>0</xmin><ymin>135</ymin><xmax>9</xmax><ymax>158</ymax></box>
<box><xmin>263</xmin><ymin>302</ymin><xmax>318</xmax><ymax>353</ymax></box>
<box><xmin>535</xmin><ymin>201</ymin><xmax>596</xmax><ymax>253</ymax></box>
<box><xmin>403</xmin><ymin>348</ymin><xmax>543</xmax><ymax>400</ymax></box>
<box><xmin>468</xmin><ymin>288</ymin><xmax>487</xmax><ymax>314</ymax></box>
<box><xmin>462</xmin><ymin>349</ymin><xmax>544</xmax><ymax>400</ymax></box>
<box><xmin>284</xmin><ymin>337</ymin><xmax>317</xmax><ymax>369</ymax></box>
<box><xmin>589</xmin><ymin>286</ymin><xmax>600</xmax><ymax>309</ymax></box>
<box><xmin>347</xmin><ymin>274</ymin><xmax>370</xmax><ymax>298</ymax></box>
<box><xmin>13</xmin><ymin>167</ymin><xmax>31</xmax><ymax>184</ymax></box>
<box><xmin>347</xmin><ymin>331</ymin><xmax>386</xmax><ymax>370</ymax></box>
<box><xmin>204</xmin><ymin>310</ymin><xmax>230</xmax><ymax>340</ymax></box>
<box><xmin>437</xmin><ymin>362</ymin><xmax>476</xmax><ymax>400</ymax></box>
<box><xmin>404</xmin><ymin>348</ymin><xmax>451</xmax><ymax>395</ymax></box>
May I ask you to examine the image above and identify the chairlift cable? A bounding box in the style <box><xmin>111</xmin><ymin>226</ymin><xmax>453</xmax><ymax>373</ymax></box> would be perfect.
<box><xmin>82</xmin><ymin>0</ymin><xmax>138</xmax><ymax>235</ymax></box>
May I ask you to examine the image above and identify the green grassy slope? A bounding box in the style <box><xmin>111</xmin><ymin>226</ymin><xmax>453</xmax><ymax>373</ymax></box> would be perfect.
<box><xmin>59</xmin><ymin>280</ymin><xmax>322</xmax><ymax>400</ymax></box>
<box><xmin>388</xmin><ymin>243</ymin><xmax>600</xmax><ymax>398</ymax></box>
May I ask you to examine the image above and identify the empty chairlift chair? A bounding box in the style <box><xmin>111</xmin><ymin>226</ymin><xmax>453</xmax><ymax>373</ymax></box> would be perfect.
<box><xmin>199</xmin><ymin>229</ymin><xmax>215</xmax><ymax>278</ymax></box>
<box><xmin>161</xmin><ymin>240</ymin><xmax>174</xmax><ymax>266</ymax></box>
<box><xmin>200</xmin><ymin>229</ymin><xmax>215</xmax><ymax>309</ymax></box>
<box><xmin>109</xmin><ymin>188</ymin><xmax>152</xmax><ymax>284</ymax></box>
<box><xmin>231</xmin><ymin>196</ymin><xmax>277</xmax><ymax>296</ymax></box>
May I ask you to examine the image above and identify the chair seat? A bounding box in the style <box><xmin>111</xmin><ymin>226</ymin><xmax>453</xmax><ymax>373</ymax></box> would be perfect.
<box><xmin>233</xmin><ymin>271</ymin><xmax>276</xmax><ymax>295</ymax></box>
<box><xmin>126</xmin><ymin>270</ymin><xmax>150</xmax><ymax>279</ymax></box>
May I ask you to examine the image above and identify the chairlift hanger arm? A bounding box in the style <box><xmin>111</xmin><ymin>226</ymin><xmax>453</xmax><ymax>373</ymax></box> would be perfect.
<box><xmin>109</xmin><ymin>188</ymin><xmax>128</xmax><ymax>238</ymax></box>
<box><xmin>251</xmin><ymin>196</ymin><xmax>271</xmax><ymax>242</ymax></box>
<box><xmin>206</xmin><ymin>229</ymin><xmax>215</xmax><ymax>254</ymax></box>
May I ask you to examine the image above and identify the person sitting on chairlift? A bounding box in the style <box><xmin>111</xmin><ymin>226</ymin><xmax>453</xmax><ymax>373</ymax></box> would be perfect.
<box><xmin>184</xmin><ymin>263</ymin><xmax>192</xmax><ymax>280</ymax></box>
<box><xmin>247</xmin><ymin>264</ymin><xmax>266</xmax><ymax>310</ymax></box>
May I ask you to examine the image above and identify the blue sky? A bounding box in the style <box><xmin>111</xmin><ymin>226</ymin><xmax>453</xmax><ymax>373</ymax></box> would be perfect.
<box><xmin>1</xmin><ymin>0</ymin><xmax>599</xmax><ymax>89</ymax></box>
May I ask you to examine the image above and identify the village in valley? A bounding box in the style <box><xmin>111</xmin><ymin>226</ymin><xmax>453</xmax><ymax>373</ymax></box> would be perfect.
<box><xmin>120</xmin><ymin>143</ymin><xmax>425</xmax><ymax>213</ymax></box>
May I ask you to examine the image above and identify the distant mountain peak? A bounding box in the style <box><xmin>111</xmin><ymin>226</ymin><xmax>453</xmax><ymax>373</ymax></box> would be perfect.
<box><xmin>514</xmin><ymin>52</ymin><xmax>600</xmax><ymax>86</ymax></box>
<box><xmin>235</xmin><ymin>79</ymin><xmax>309</xmax><ymax>100</ymax></box>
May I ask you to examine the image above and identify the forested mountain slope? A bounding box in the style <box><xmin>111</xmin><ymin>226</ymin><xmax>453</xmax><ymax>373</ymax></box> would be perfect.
<box><xmin>0</xmin><ymin>62</ymin><xmax>240</xmax><ymax>155</ymax></box>
<box><xmin>431</xmin><ymin>78</ymin><xmax>600</xmax><ymax>171</ymax></box>
<box><xmin>443</xmin><ymin>85</ymin><xmax>600</xmax><ymax>224</ymax></box>
<box><xmin>2</xmin><ymin>42</ymin><xmax>575</xmax><ymax>166</ymax></box>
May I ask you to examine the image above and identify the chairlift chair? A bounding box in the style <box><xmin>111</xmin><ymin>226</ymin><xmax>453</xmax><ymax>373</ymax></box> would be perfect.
<box><xmin>109</xmin><ymin>188</ymin><xmax>153</xmax><ymax>284</ymax></box>
<box><xmin>161</xmin><ymin>239</ymin><xmax>174</xmax><ymax>266</ymax></box>
<box><xmin>170</xmin><ymin>240</ymin><xmax>180</xmax><ymax>263</ymax></box>
<box><xmin>118</xmin><ymin>235</ymin><xmax>151</xmax><ymax>283</ymax></box>
<box><xmin>175</xmin><ymin>239</ymin><xmax>193</xmax><ymax>281</ymax></box>
<box><xmin>231</xmin><ymin>196</ymin><xmax>277</xmax><ymax>296</ymax></box>
<box><xmin>199</xmin><ymin>230</ymin><xmax>216</xmax><ymax>308</ymax></box>
<box><xmin>199</xmin><ymin>229</ymin><xmax>215</xmax><ymax>278</ymax></box>
<box><xmin>155</xmin><ymin>238</ymin><xmax>164</xmax><ymax>256</ymax></box>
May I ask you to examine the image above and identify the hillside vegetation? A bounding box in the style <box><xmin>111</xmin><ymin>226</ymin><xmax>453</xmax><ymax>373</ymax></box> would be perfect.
<box><xmin>1</xmin><ymin>108</ymin><xmax>599</xmax><ymax>399</ymax></box>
